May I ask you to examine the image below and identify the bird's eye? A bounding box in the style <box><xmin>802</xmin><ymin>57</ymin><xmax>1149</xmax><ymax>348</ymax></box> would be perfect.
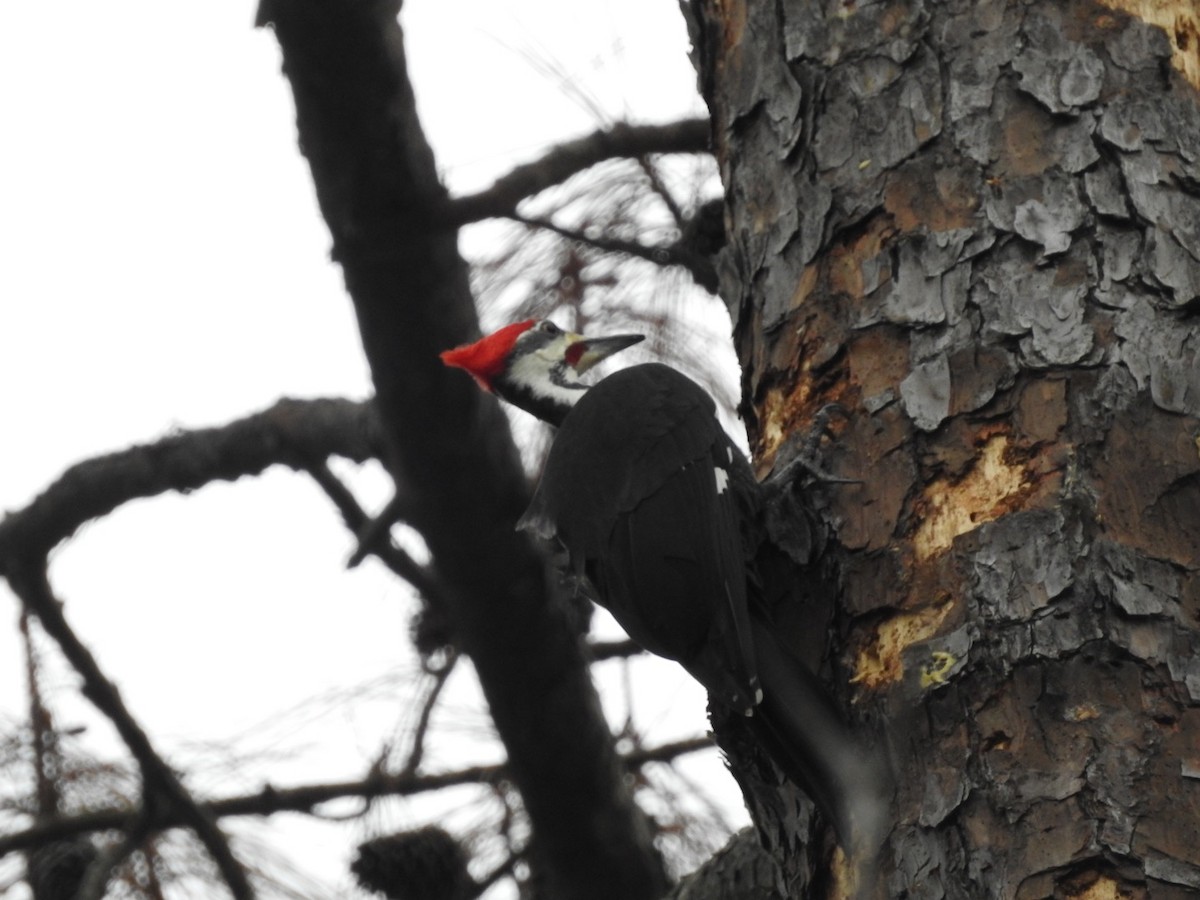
<box><xmin>540</xmin><ymin>321</ymin><xmax>559</xmax><ymax>334</ymax></box>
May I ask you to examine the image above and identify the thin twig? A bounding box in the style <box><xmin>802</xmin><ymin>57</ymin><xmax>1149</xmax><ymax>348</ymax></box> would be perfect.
<box><xmin>510</xmin><ymin>212</ymin><xmax>718</xmax><ymax>292</ymax></box>
<box><xmin>345</xmin><ymin>492</ymin><xmax>406</xmax><ymax>568</ymax></box>
<box><xmin>473</xmin><ymin>853</ymin><xmax>519</xmax><ymax>898</ymax></box>
<box><xmin>5</xmin><ymin>564</ymin><xmax>255</xmax><ymax>900</ymax></box>
<box><xmin>587</xmin><ymin>638</ymin><xmax>643</xmax><ymax>662</ymax></box>
<box><xmin>20</xmin><ymin>611</ymin><xmax>58</xmax><ymax>817</ymax></box>
<box><xmin>75</xmin><ymin>813</ymin><xmax>155</xmax><ymax>900</ymax></box>
<box><xmin>637</xmin><ymin>157</ymin><xmax>686</xmax><ymax>228</ymax></box>
<box><xmin>445</xmin><ymin>119</ymin><xmax>710</xmax><ymax>226</ymax></box>
<box><xmin>400</xmin><ymin>651</ymin><xmax>460</xmax><ymax>777</ymax></box>
<box><xmin>0</xmin><ymin>737</ymin><xmax>715</xmax><ymax>858</ymax></box>
<box><xmin>303</xmin><ymin>461</ymin><xmax>449</xmax><ymax>606</ymax></box>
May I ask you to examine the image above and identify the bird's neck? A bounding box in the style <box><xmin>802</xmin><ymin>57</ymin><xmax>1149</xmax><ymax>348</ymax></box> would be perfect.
<box><xmin>498</xmin><ymin>367</ymin><xmax>588</xmax><ymax>427</ymax></box>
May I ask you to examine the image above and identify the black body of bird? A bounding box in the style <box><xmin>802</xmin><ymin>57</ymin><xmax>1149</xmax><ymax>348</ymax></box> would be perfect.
<box><xmin>442</xmin><ymin>320</ymin><xmax>887</xmax><ymax>856</ymax></box>
<box><xmin>519</xmin><ymin>363</ymin><xmax>762</xmax><ymax>714</ymax></box>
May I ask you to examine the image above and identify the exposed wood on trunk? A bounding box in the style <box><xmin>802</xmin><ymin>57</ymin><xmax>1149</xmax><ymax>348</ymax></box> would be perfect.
<box><xmin>1095</xmin><ymin>0</ymin><xmax>1200</xmax><ymax>88</ymax></box>
<box><xmin>690</xmin><ymin>0</ymin><xmax>1200</xmax><ymax>894</ymax></box>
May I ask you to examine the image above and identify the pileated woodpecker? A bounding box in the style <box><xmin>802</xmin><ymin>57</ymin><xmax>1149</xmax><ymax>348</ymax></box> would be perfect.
<box><xmin>442</xmin><ymin>318</ymin><xmax>887</xmax><ymax>856</ymax></box>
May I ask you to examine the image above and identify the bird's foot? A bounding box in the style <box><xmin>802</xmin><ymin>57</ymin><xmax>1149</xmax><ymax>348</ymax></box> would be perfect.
<box><xmin>769</xmin><ymin>403</ymin><xmax>861</xmax><ymax>487</ymax></box>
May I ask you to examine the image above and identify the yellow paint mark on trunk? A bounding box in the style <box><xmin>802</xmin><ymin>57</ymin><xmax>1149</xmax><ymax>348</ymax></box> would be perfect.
<box><xmin>913</xmin><ymin>434</ymin><xmax>1028</xmax><ymax>561</ymax></box>
<box><xmin>852</xmin><ymin>599</ymin><xmax>953</xmax><ymax>688</ymax></box>
<box><xmin>1096</xmin><ymin>0</ymin><xmax>1200</xmax><ymax>89</ymax></box>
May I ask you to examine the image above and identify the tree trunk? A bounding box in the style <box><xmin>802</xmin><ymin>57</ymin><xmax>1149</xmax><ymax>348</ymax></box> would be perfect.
<box><xmin>691</xmin><ymin>0</ymin><xmax>1200</xmax><ymax>895</ymax></box>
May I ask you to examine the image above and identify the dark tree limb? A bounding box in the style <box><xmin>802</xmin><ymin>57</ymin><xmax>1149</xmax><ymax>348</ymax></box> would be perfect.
<box><xmin>0</xmin><ymin>397</ymin><xmax>382</xmax><ymax>571</ymax></box>
<box><xmin>445</xmin><ymin>118</ymin><xmax>711</xmax><ymax>226</ymax></box>
<box><xmin>257</xmin><ymin>3</ymin><xmax>667</xmax><ymax>897</ymax></box>
<box><xmin>0</xmin><ymin>738</ymin><xmax>715</xmax><ymax>859</ymax></box>
<box><xmin>587</xmin><ymin>638</ymin><xmax>644</xmax><ymax>662</ymax></box>
<box><xmin>5</xmin><ymin>565</ymin><xmax>254</xmax><ymax>900</ymax></box>
<box><xmin>0</xmin><ymin>399</ymin><xmax>388</xmax><ymax>899</ymax></box>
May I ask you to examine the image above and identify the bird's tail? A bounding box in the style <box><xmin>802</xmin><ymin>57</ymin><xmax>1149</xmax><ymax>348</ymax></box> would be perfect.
<box><xmin>747</xmin><ymin>616</ymin><xmax>892</xmax><ymax>868</ymax></box>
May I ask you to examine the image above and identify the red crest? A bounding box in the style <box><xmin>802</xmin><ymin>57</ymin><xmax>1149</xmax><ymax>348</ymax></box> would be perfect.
<box><xmin>440</xmin><ymin>319</ymin><xmax>537</xmax><ymax>391</ymax></box>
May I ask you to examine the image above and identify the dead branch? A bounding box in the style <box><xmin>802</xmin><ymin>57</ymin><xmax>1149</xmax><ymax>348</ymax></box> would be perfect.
<box><xmin>587</xmin><ymin>639</ymin><xmax>643</xmax><ymax>662</ymax></box>
<box><xmin>0</xmin><ymin>737</ymin><xmax>714</xmax><ymax>859</ymax></box>
<box><xmin>447</xmin><ymin>119</ymin><xmax>711</xmax><ymax>227</ymax></box>
<box><xmin>510</xmin><ymin>212</ymin><xmax>719</xmax><ymax>292</ymax></box>
<box><xmin>0</xmin><ymin>396</ymin><xmax>388</xmax><ymax>900</ymax></box>
<box><xmin>399</xmin><ymin>652</ymin><xmax>459</xmax><ymax>778</ymax></box>
<box><xmin>0</xmin><ymin>397</ymin><xmax>382</xmax><ymax>571</ymax></box>
<box><xmin>5</xmin><ymin>564</ymin><xmax>255</xmax><ymax>900</ymax></box>
<box><xmin>75</xmin><ymin>813</ymin><xmax>154</xmax><ymax>900</ymax></box>
<box><xmin>304</xmin><ymin>460</ymin><xmax>446</xmax><ymax>604</ymax></box>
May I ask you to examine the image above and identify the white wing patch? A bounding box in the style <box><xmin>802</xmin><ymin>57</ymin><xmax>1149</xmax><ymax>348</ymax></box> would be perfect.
<box><xmin>742</xmin><ymin>687</ymin><xmax>764</xmax><ymax>717</ymax></box>
<box><xmin>714</xmin><ymin>466</ymin><xmax>730</xmax><ymax>494</ymax></box>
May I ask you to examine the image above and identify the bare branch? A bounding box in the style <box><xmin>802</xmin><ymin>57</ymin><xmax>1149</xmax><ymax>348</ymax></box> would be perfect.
<box><xmin>5</xmin><ymin>565</ymin><xmax>255</xmax><ymax>900</ymax></box>
<box><xmin>446</xmin><ymin>119</ymin><xmax>711</xmax><ymax>226</ymax></box>
<box><xmin>344</xmin><ymin>491</ymin><xmax>407</xmax><ymax>569</ymax></box>
<box><xmin>0</xmin><ymin>397</ymin><xmax>382</xmax><ymax>899</ymax></box>
<box><xmin>76</xmin><ymin>814</ymin><xmax>154</xmax><ymax>900</ymax></box>
<box><xmin>20</xmin><ymin>611</ymin><xmax>59</xmax><ymax>817</ymax></box>
<box><xmin>636</xmin><ymin>157</ymin><xmax>686</xmax><ymax>228</ymax></box>
<box><xmin>510</xmin><ymin>212</ymin><xmax>719</xmax><ymax>293</ymax></box>
<box><xmin>587</xmin><ymin>639</ymin><xmax>644</xmax><ymax>662</ymax></box>
<box><xmin>0</xmin><ymin>397</ymin><xmax>382</xmax><ymax>570</ymax></box>
<box><xmin>399</xmin><ymin>652</ymin><xmax>459</xmax><ymax>778</ymax></box>
<box><xmin>303</xmin><ymin>461</ymin><xmax>447</xmax><ymax>605</ymax></box>
<box><xmin>475</xmin><ymin>854</ymin><xmax>519</xmax><ymax>897</ymax></box>
<box><xmin>0</xmin><ymin>738</ymin><xmax>715</xmax><ymax>858</ymax></box>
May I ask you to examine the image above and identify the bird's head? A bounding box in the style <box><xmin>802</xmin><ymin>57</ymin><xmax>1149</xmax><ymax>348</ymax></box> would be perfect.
<box><xmin>441</xmin><ymin>319</ymin><xmax>644</xmax><ymax>426</ymax></box>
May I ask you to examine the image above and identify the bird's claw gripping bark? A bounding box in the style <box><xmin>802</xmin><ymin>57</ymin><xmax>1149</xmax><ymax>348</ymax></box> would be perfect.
<box><xmin>769</xmin><ymin>403</ymin><xmax>861</xmax><ymax>488</ymax></box>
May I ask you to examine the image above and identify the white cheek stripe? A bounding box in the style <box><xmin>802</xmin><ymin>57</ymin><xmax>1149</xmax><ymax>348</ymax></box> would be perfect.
<box><xmin>509</xmin><ymin>352</ymin><xmax>585</xmax><ymax>407</ymax></box>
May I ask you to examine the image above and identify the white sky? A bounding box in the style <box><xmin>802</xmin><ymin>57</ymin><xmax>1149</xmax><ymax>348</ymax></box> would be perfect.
<box><xmin>0</xmin><ymin>2</ymin><xmax>746</xmax><ymax>896</ymax></box>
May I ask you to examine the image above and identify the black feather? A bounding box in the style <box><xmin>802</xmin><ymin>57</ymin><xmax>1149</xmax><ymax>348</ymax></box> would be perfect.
<box><xmin>521</xmin><ymin>364</ymin><xmax>759</xmax><ymax>711</ymax></box>
<box><xmin>518</xmin><ymin>361</ymin><xmax>890</xmax><ymax>855</ymax></box>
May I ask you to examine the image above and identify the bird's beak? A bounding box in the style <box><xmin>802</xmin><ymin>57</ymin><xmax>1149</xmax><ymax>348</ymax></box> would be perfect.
<box><xmin>567</xmin><ymin>332</ymin><xmax>645</xmax><ymax>374</ymax></box>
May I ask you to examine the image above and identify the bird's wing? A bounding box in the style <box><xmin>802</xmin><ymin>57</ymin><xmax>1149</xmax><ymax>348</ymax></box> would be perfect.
<box><xmin>591</xmin><ymin>448</ymin><xmax>759</xmax><ymax>711</ymax></box>
<box><xmin>520</xmin><ymin>363</ymin><xmax>760</xmax><ymax>711</ymax></box>
<box><xmin>522</xmin><ymin>364</ymin><xmax>722</xmax><ymax>554</ymax></box>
